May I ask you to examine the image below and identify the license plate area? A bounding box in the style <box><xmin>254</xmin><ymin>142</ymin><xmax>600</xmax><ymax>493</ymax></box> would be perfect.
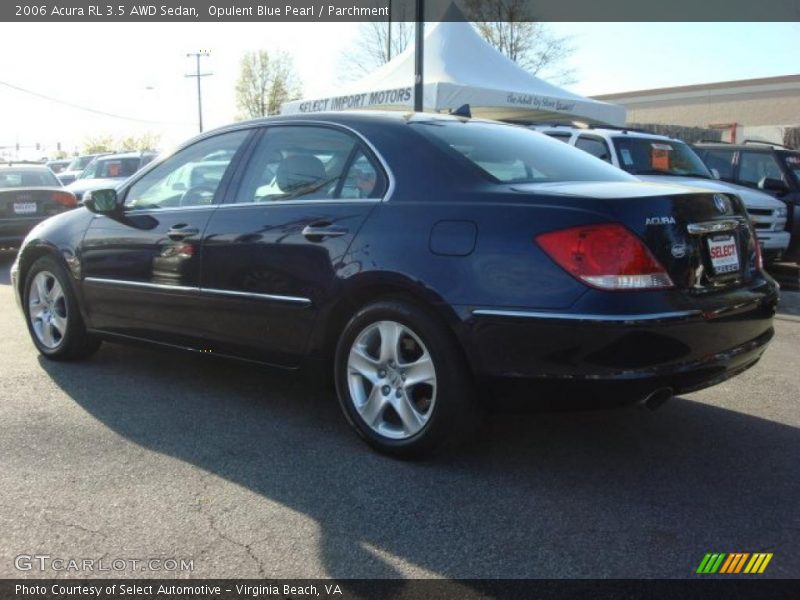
<box><xmin>13</xmin><ymin>202</ymin><xmax>37</xmax><ymax>215</ymax></box>
<box><xmin>707</xmin><ymin>234</ymin><xmax>740</xmax><ymax>275</ymax></box>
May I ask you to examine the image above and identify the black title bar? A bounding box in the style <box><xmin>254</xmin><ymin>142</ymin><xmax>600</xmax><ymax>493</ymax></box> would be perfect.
<box><xmin>3</xmin><ymin>0</ymin><xmax>800</xmax><ymax>22</ymax></box>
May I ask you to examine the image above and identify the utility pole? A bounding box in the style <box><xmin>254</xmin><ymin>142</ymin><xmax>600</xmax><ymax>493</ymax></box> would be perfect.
<box><xmin>386</xmin><ymin>0</ymin><xmax>393</xmax><ymax>61</ymax></box>
<box><xmin>185</xmin><ymin>51</ymin><xmax>212</xmax><ymax>133</ymax></box>
<box><xmin>414</xmin><ymin>0</ymin><xmax>424</xmax><ymax>112</ymax></box>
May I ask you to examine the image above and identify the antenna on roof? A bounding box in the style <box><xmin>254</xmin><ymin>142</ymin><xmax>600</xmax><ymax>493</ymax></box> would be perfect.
<box><xmin>450</xmin><ymin>104</ymin><xmax>472</xmax><ymax>118</ymax></box>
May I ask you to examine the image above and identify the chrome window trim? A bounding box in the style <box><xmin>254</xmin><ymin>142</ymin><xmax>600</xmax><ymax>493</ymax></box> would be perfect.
<box><xmin>471</xmin><ymin>309</ymin><xmax>701</xmax><ymax>322</ymax></box>
<box><xmin>214</xmin><ymin>198</ymin><xmax>382</xmax><ymax>209</ymax></box>
<box><xmin>83</xmin><ymin>277</ymin><xmax>311</xmax><ymax>307</ymax></box>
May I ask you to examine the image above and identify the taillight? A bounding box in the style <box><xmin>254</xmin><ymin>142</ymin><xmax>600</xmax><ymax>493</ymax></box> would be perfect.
<box><xmin>52</xmin><ymin>191</ymin><xmax>78</xmax><ymax>208</ymax></box>
<box><xmin>752</xmin><ymin>228</ymin><xmax>763</xmax><ymax>270</ymax></box>
<box><xmin>536</xmin><ymin>223</ymin><xmax>674</xmax><ymax>291</ymax></box>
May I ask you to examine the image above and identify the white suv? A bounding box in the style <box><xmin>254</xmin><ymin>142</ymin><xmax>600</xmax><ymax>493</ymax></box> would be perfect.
<box><xmin>532</xmin><ymin>126</ymin><xmax>791</xmax><ymax>263</ymax></box>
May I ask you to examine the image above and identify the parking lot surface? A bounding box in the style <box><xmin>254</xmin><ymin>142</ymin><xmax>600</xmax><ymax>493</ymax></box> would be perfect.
<box><xmin>0</xmin><ymin>253</ymin><xmax>798</xmax><ymax>579</ymax></box>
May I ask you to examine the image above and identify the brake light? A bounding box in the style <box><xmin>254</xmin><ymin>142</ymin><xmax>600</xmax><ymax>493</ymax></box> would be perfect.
<box><xmin>536</xmin><ymin>223</ymin><xmax>674</xmax><ymax>291</ymax></box>
<box><xmin>752</xmin><ymin>228</ymin><xmax>763</xmax><ymax>270</ymax></box>
<box><xmin>52</xmin><ymin>191</ymin><xmax>78</xmax><ymax>208</ymax></box>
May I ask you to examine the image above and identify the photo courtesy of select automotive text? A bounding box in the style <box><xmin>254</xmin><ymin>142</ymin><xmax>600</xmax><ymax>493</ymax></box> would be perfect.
<box><xmin>1</xmin><ymin>0</ymin><xmax>799</xmax><ymax>598</ymax></box>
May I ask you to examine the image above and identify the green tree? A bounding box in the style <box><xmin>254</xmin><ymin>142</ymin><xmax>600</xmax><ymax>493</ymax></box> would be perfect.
<box><xmin>82</xmin><ymin>135</ymin><xmax>115</xmax><ymax>154</ymax></box>
<box><xmin>235</xmin><ymin>50</ymin><xmax>303</xmax><ymax>119</ymax></box>
<box><xmin>117</xmin><ymin>132</ymin><xmax>161</xmax><ymax>151</ymax></box>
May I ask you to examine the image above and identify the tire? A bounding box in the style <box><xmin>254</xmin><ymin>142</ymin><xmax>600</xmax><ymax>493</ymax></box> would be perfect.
<box><xmin>334</xmin><ymin>299</ymin><xmax>480</xmax><ymax>458</ymax></box>
<box><xmin>23</xmin><ymin>255</ymin><xmax>101</xmax><ymax>361</ymax></box>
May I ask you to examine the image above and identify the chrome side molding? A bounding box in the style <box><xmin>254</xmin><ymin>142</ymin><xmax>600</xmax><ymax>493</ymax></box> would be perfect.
<box><xmin>471</xmin><ymin>309</ymin><xmax>701</xmax><ymax>322</ymax></box>
<box><xmin>83</xmin><ymin>277</ymin><xmax>311</xmax><ymax>307</ymax></box>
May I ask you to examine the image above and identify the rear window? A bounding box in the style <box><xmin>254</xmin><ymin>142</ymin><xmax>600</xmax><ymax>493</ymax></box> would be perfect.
<box><xmin>0</xmin><ymin>169</ymin><xmax>60</xmax><ymax>188</ymax></box>
<box><xmin>412</xmin><ymin>121</ymin><xmax>634</xmax><ymax>184</ymax></box>
<box><xmin>82</xmin><ymin>157</ymin><xmax>142</xmax><ymax>179</ymax></box>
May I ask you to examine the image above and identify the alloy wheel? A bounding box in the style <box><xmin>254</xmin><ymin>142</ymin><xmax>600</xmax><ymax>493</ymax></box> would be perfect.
<box><xmin>346</xmin><ymin>320</ymin><xmax>437</xmax><ymax>440</ymax></box>
<box><xmin>28</xmin><ymin>271</ymin><xmax>68</xmax><ymax>349</ymax></box>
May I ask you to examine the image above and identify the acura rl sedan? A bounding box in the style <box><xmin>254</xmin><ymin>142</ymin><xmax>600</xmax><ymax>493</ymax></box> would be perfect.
<box><xmin>11</xmin><ymin>112</ymin><xmax>778</xmax><ymax>457</ymax></box>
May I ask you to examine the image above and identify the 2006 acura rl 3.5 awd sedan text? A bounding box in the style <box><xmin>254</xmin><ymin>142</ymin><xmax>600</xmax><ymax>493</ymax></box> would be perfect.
<box><xmin>10</xmin><ymin>112</ymin><xmax>778</xmax><ymax>457</ymax></box>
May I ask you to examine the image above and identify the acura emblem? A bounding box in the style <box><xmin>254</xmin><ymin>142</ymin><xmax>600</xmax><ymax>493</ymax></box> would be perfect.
<box><xmin>713</xmin><ymin>194</ymin><xmax>729</xmax><ymax>214</ymax></box>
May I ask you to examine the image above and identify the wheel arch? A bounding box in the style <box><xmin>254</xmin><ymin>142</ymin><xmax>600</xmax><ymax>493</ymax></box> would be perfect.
<box><xmin>309</xmin><ymin>272</ymin><xmax>466</xmax><ymax>366</ymax></box>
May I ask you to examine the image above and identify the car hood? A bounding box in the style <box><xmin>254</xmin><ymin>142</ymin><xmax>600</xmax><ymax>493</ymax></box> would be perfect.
<box><xmin>65</xmin><ymin>178</ymin><xmax>123</xmax><ymax>194</ymax></box>
<box><xmin>636</xmin><ymin>175</ymin><xmax>784</xmax><ymax>210</ymax></box>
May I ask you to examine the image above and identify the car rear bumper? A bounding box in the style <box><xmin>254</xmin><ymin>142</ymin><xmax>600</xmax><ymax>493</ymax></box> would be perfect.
<box><xmin>0</xmin><ymin>217</ymin><xmax>46</xmax><ymax>248</ymax></box>
<box><xmin>456</xmin><ymin>282</ymin><xmax>778</xmax><ymax>401</ymax></box>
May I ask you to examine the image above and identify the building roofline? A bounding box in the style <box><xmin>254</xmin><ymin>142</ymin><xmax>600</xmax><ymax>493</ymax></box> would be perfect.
<box><xmin>593</xmin><ymin>74</ymin><xmax>800</xmax><ymax>101</ymax></box>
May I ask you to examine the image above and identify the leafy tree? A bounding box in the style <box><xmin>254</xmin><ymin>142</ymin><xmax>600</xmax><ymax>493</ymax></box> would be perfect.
<box><xmin>82</xmin><ymin>135</ymin><xmax>115</xmax><ymax>154</ymax></box>
<box><xmin>118</xmin><ymin>132</ymin><xmax>161</xmax><ymax>151</ymax></box>
<box><xmin>235</xmin><ymin>50</ymin><xmax>303</xmax><ymax>118</ymax></box>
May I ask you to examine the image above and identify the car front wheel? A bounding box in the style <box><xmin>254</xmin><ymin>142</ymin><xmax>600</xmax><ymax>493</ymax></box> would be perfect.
<box><xmin>334</xmin><ymin>299</ymin><xmax>479</xmax><ymax>458</ymax></box>
<box><xmin>23</xmin><ymin>256</ymin><xmax>101</xmax><ymax>361</ymax></box>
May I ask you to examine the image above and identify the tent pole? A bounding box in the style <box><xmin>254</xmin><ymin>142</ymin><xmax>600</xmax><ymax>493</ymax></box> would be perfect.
<box><xmin>414</xmin><ymin>0</ymin><xmax>424</xmax><ymax>112</ymax></box>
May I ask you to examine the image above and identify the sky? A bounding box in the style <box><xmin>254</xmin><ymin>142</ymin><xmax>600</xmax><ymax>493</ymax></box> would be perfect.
<box><xmin>0</xmin><ymin>21</ymin><xmax>797</xmax><ymax>157</ymax></box>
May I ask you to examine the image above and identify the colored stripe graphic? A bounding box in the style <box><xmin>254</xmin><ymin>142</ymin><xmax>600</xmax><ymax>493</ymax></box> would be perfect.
<box><xmin>744</xmin><ymin>553</ymin><xmax>773</xmax><ymax>574</ymax></box>
<box><xmin>698</xmin><ymin>552</ymin><xmax>773</xmax><ymax>574</ymax></box>
<box><xmin>697</xmin><ymin>553</ymin><xmax>726</xmax><ymax>573</ymax></box>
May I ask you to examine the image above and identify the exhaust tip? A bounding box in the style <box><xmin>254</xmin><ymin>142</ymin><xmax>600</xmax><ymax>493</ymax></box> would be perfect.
<box><xmin>642</xmin><ymin>387</ymin><xmax>674</xmax><ymax>411</ymax></box>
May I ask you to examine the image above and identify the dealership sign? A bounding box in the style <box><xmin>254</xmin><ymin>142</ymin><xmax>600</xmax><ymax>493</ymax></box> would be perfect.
<box><xmin>294</xmin><ymin>87</ymin><xmax>414</xmax><ymax>113</ymax></box>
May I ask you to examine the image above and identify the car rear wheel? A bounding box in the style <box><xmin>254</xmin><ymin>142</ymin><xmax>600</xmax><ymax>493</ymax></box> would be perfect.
<box><xmin>23</xmin><ymin>256</ymin><xmax>101</xmax><ymax>361</ymax></box>
<box><xmin>335</xmin><ymin>299</ymin><xmax>480</xmax><ymax>458</ymax></box>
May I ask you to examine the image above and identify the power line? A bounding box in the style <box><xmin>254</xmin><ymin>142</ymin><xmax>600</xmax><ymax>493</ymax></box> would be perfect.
<box><xmin>0</xmin><ymin>79</ymin><xmax>190</xmax><ymax>125</ymax></box>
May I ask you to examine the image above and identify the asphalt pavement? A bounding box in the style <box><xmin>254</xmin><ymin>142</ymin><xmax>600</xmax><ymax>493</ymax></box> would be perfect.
<box><xmin>0</xmin><ymin>252</ymin><xmax>798</xmax><ymax>580</ymax></box>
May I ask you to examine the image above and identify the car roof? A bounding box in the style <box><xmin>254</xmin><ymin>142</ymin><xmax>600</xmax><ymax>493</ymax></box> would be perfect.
<box><xmin>95</xmin><ymin>151</ymin><xmax>157</xmax><ymax>160</ymax></box>
<box><xmin>0</xmin><ymin>163</ymin><xmax>50</xmax><ymax>172</ymax></box>
<box><xmin>532</xmin><ymin>124</ymin><xmax>682</xmax><ymax>142</ymax></box>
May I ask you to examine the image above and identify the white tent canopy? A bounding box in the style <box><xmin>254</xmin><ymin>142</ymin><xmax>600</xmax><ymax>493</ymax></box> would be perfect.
<box><xmin>281</xmin><ymin>20</ymin><xmax>624</xmax><ymax>125</ymax></box>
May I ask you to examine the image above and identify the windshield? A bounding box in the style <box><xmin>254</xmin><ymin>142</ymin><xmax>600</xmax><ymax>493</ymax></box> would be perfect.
<box><xmin>612</xmin><ymin>137</ymin><xmax>712</xmax><ymax>178</ymax></box>
<box><xmin>412</xmin><ymin>120</ymin><xmax>635</xmax><ymax>184</ymax></box>
<box><xmin>0</xmin><ymin>169</ymin><xmax>60</xmax><ymax>188</ymax></box>
<box><xmin>80</xmin><ymin>157</ymin><xmax>141</xmax><ymax>180</ymax></box>
<box><xmin>67</xmin><ymin>155</ymin><xmax>96</xmax><ymax>172</ymax></box>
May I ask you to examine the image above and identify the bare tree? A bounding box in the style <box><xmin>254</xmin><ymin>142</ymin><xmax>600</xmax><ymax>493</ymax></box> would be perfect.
<box><xmin>339</xmin><ymin>20</ymin><xmax>415</xmax><ymax>79</ymax></box>
<box><xmin>467</xmin><ymin>0</ymin><xmax>575</xmax><ymax>83</ymax></box>
<box><xmin>235</xmin><ymin>50</ymin><xmax>303</xmax><ymax>119</ymax></box>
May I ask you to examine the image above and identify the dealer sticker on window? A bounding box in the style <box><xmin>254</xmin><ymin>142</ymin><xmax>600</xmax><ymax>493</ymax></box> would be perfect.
<box><xmin>13</xmin><ymin>202</ymin><xmax>37</xmax><ymax>215</ymax></box>
<box><xmin>707</xmin><ymin>235</ymin><xmax>739</xmax><ymax>274</ymax></box>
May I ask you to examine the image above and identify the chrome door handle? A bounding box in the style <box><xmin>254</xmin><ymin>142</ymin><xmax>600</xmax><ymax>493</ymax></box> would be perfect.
<box><xmin>167</xmin><ymin>225</ymin><xmax>200</xmax><ymax>240</ymax></box>
<box><xmin>302</xmin><ymin>223</ymin><xmax>349</xmax><ymax>242</ymax></box>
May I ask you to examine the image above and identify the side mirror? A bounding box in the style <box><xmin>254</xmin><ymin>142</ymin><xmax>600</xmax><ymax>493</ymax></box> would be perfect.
<box><xmin>760</xmin><ymin>177</ymin><xmax>789</xmax><ymax>194</ymax></box>
<box><xmin>172</xmin><ymin>182</ymin><xmax>187</xmax><ymax>191</ymax></box>
<box><xmin>84</xmin><ymin>189</ymin><xmax>120</xmax><ymax>214</ymax></box>
<box><xmin>710</xmin><ymin>168</ymin><xmax>721</xmax><ymax>180</ymax></box>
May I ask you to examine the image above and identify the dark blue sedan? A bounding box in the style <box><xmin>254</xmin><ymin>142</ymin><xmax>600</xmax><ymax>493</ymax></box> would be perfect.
<box><xmin>11</xmin><ymin>112</ymin><xmax>778</xmax><ymax>457</ymax></box>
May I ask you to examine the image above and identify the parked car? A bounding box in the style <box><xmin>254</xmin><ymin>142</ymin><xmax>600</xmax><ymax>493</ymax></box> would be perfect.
<box><xmin>46</xmin><ymin>159</ymin><xmax>72</xmax><ymax>175</ymax></box>
<box><xmin>0</xmin><ymin>164</ymin><xmax>77</xmax><ymax>248</ymax></box>
<box><xmin>695</xmin><ymin>140</ymin><xmax>800</xmax><ymax>261</ymax></box>
<box><xmin>11</xmin><ymin>113</ymin><xmax>778</xmax><ymax>457</ymax></box>
<box><xmin>57</xmin><ymin>153</ymin><xmax>111</xmax><ymax>186</ymax></box>
<box><xmin>66</xmin><ymin>151</ymin><xmax>157</xmax><ymax>202</ymax></box>
<box><xmin>532</xmin><ymin>126</ymin><xmax>791</xmax><ymax>264</ymax></box>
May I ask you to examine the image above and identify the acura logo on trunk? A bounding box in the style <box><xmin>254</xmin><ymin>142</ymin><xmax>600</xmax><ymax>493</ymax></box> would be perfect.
<box><xmin>713</xmin><ymin>194</ymin><xmax>730</xmax><ymax>214</ymax></box>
